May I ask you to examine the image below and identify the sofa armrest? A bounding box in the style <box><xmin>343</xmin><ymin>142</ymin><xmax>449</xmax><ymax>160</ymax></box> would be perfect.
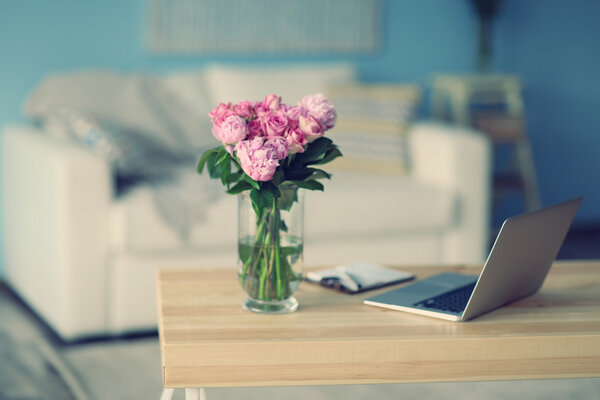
<box><xmin>408</xmin><ymin>122</ymin><xmax>492</xmax><ymax>264</ymax></box>
<box><xmin>2</xmin><ymin>125</ymin><xmax>112</xmax><ymax>339</ymax></box>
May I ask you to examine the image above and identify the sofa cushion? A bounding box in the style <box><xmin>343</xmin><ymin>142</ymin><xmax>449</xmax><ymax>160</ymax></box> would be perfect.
<box><xmin>109</xmin><ymin>171</ymin><xmax>235</xmax><ymax>252</ymax></box>
<box><xmin>203</xmin><ymin>63</ymin><xmax>356</xmax><ymax>105</ymax></box>
<box><xmin>110</xmin><ymin>170</ymin><xmax>456</xmax><ymax>252</ymax></box>
<box><xmin>305</xmin><ymin>171</ymin><xmax>456</xmax><ymax>239</ymax></box>
<box><xmin>326</xmin><ymin>84</ymin><xmax>421</xmax><ymax>175</ymax></box>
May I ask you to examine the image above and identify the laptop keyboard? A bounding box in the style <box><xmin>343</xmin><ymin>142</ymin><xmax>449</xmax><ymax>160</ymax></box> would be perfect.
<box><xmin>413</xmin><ymin>282</ymin><xmax>476</xmax><ymax>314</ymax></box>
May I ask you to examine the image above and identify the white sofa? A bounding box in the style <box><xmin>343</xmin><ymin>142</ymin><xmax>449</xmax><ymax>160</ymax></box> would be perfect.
<box><xmin>1</xmin><ymin>65</ymin><xmax>491</xmax><ymax>340</ymax></box>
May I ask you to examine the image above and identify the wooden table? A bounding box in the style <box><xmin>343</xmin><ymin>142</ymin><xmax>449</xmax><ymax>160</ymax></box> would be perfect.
<box><xmin>157</xmin><ymin>261</ymin><xmax>600</xmax><ymax>399</ymax></box>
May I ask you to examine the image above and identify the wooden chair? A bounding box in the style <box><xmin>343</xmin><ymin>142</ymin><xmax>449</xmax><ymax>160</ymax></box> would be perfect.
<box><xmin>431</xmin><ymin>74</ymin><xmax>541</xmax><ymax>214</ymax></box>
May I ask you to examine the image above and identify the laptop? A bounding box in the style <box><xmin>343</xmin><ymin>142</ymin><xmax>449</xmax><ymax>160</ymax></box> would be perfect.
<box><xmin>364</xmin><ymin>197</ymin><xmax>583</xmax><ymax>321</ymax></box>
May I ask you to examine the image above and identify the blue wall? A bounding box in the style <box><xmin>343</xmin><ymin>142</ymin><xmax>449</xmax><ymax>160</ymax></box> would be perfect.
<box><xmin>0</xmin><ymin>0</ymin><xmax>475</xmax><ymax>126</ymax></box>
<box><xmin>493</xmin><ymin>0</ymin><xmax>600</xmax><ymax>225</ymax></box>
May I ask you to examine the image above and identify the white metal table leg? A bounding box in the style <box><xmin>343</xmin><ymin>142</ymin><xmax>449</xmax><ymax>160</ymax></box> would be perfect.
<box><xmin>160</xmin><ymin>387</ymin><xmax>206</xmax><ymax>399</ymax></box>
<box><xmin>185</xmin><ymin>388</ymin><xmax>207</xmax><ymax>400</ymax></box>
<box><xmin>160</xmin><ymin>388</ymin><xmax>175</xmax><ymax>400</ymax></box>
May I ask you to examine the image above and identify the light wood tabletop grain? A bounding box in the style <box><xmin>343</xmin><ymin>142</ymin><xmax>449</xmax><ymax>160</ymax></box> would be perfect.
<box><xmin>157</xmin><ymin>261</ymin><xmax>600</xmax><ymax>388</ymax></box>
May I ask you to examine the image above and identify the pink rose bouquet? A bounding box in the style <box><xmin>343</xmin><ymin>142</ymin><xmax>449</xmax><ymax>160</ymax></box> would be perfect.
<box><xmin>199</xmin><ymin>93</ymin><xmax>340</xmax><ymax>201</ymax></box>
<box><xmin>198</xmin><ymin>94</ymin><xmax>341</xmax><ymax>307</ymax></box>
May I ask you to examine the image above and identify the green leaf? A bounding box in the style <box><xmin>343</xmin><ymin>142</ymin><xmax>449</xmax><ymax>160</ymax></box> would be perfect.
<box><xmin>277</xmin><ymin>185</ymin><xmax>298</xmax><ymax>211</ymax></box>
<box><xmin>197</xmin><ymin>148</ymin><xmax>219</xmax><ymax>174</ymax></box>
<box><xmin>219</xmin><ymin>159</ymin><xmax>232</xmax><ymax>184</ymax></box>
<box><xmin>284</xmin><ymin>167</ymin><xmax>313</xmax><ymax>181</ymax></box>
<box><xmin>206</xmin><ymin>152</ymin><xmax>220</xmax><ymax>179</ymax></box>
<box><xmin>251</xmin><ymin>201</ymin><xmax>261</xmax><ymax>218</ymax></box>
<box><xmin>262</xmin><ymin>181</ymin><xmax>281</xmax><ymax>198</ymax></box>
<box><xmin>307</xmin><ymin>137</ymin><xmax>333</xmax><ymax>156</ymax></box>
<box><xmin>244</xmin><ymin>174</ymin><xmax>260</xmax><ymax>190</ymax></box>
<box><xmin>291</xmin><ymin>179</ymin><xmax>324</xmax><ymax>191</ymax></box>
<box><xmin>311</xmin><ymin>146</ymin><xmax>342</xmax><ymax>166</ymax></box>
<box><xmin>226</xmin><ymin>180</ymin><xmax>253</xmax><ymax>194</ymax></box>
<box><xmin>216</xmin><ymin>147</ymin><xmax>229</xmax><ymax>165</ymax></box>
<box><xmin>292</xmin><ymin>137</ymin><xmax>333</xmax><ymax>166</ymax></box>
<box><xmin>225</xmin><ymin>170</ymin><xmax>244</xmax><ymax>185</ymax></box>
<box><xmin>279</xmin><ymin>220</ymin><xmax>289</xmax><ymax>233</ymax></box>
<box><xmin>250</xmin><ymin>188</ymin><xmax>273</xmax><ymax>212</ymax></box>
<box><xmin>306</xmin><ymin>167</ymin><xmax>331</xmax><ymax>180</ymax></box>
<box><xmin>271</xmin><ymin>169</ymin><xmax>286</xmax><ymax>186</ymax></box>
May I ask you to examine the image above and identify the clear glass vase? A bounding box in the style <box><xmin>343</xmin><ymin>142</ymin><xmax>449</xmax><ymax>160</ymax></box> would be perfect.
<box><xmin>237</xmin><ymin>185</ymin><xmax>304</xmax><ymax>314</ymax></box>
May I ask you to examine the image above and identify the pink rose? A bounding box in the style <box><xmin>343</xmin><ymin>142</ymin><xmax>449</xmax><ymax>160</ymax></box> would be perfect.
<box><xmin>263</xmin><ymin>94</ymin><xmax>281</xmax><ymax>110</ymax></box>
<box><xmin>286</xmin><ymin>127</ymin><xmax>307</xmax><ymax>154</ymax></box>
<box><xmin>263</xmin><ymin>136</ymin><xmax>289</xmax><ymax>160</ymax></box>
<box><xmin>234</xmin><ymin>137</ymin><xmax>288</xmax><ymax>182</ymax></box>
<box><xmin>247</xmin><ymin>119</ymin><xmax>263</xmax><ymax>139</ymax></box>
<box><xmin>208</xmin><ymin>102</ymin><xmax>234</xmax><ymax>127</ymax></box>
<box><xmin>263</xmin><ymin>110</ymin><xmax>289</xmax><ymax>137</ymax></box>
<box><xmin>299</xmin><ymin>115</ymin><xmax>324</xmax><ymax>143</ymax></box>
<box><xmin>254</xmin><ymin>103</ymin><xmax>270</xmax><ymax>118</ymax></box>
<box><xmin>285</xmin><ymin>105</ymin><xmax>301</xmax><ymax>122</ymax></box>
<box><xmin>217</xmin><ymin>115</ymin><xmax>249</xmax><ymax>144</ymax></box>
<box><xmin>234</xmin><ymin>101</ymin><xmax>256</xmax><ymax>120</ymax></box>
<box><xmin>298</xmin><ymin>94</ymin><xmax>337</xmax><ymax>131</ymax></box>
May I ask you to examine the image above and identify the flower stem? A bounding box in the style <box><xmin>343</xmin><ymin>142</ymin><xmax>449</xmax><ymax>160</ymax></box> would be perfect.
<box><xmin>240</xmin><ymin>218</ymin><xmax>265</xmax><ymax>287</ymax></box>
<box><xmin>273</xmin><ymin>197</ymin><xmax>283</xmax><ymax>300</ymax></box>
<box><xmin>239</xmin><ymin>186</ymin><xmax>301</xmax><ymax>302</ymax></box>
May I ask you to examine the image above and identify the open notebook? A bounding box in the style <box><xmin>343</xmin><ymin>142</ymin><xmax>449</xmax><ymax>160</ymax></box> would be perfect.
<box><xmin>305</xmin><ymin>263</ymin><xmax>415</xmax><ymax>294</ymax></box>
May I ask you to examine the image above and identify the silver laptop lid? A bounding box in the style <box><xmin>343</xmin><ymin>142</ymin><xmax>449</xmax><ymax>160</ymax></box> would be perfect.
<box><xmin>461</xmin><ymin>197</ymin><xmax>583</xmax><ymax>321</ymax></box>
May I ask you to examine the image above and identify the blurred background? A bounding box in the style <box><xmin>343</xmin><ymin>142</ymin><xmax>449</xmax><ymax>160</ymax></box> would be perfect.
<box><xmin>2</xmin><ymin>1</ymin><xmax>599</xmax><ymax>276</ymax></box>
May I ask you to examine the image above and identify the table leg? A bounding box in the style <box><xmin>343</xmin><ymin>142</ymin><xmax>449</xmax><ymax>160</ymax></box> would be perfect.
<box><xmin>186</xmin><ymin>388</ymin><xmax>207</xmax><ymax>400</ymax></box>
<box><xmin>160</xmin><ymin>388</ymin><xmax>174</xmax><ymax>400</ymax></box>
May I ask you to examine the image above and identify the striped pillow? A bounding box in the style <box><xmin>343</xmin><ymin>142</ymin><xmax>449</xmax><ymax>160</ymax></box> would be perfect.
<box><xmin>326</xmin><ymin>84</ymin><xmax>421</xmax><ymax>175</ymax></box>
